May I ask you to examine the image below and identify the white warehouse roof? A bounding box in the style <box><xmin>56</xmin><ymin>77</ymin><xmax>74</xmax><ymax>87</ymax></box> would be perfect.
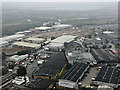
<box><xmin>25</xmin><ymin>37</ymin><xmax>45</xmax><ymax>42</ymax></box>
<box><xmin>52</xmin><ymin>24</ymin><xmax>71</xmax><ymax>28</ymax></box>
<box><xmin>1</xmin><ymin>34</ymin><xmax>25</xmax><ymax>42</ymax></box>
<box><xmin>35</xmin><ymin>26</ymin><xmax>53</xmax><ymax>30</ymax></box>
<box><xmin>49</xmin><ymin>43</ymin><xmax>64</xmax><ymax>48</ymax></box>
<box><xmin>51</xmin><ymin>35</ymin><xmax>77</xmax><ymax>44</ymax></box>
<box><xmin>10</xmin><ymin>54</ymin><xmax>28</xmax><ymax>62</ymax></box>
<box><xmin>13</xmin><ymin>42</ymin><xmax>41</xmax><ymax>49</ymax></box>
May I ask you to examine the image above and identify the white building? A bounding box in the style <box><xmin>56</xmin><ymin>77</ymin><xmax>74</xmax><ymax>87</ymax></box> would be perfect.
<box><xmin>13</xmin><ymin>42</ymin><xmax>41</xmax><ymax>49</ymax></box>
<box><xmin>25</xmin><ymin>37</ymin><xmax>45</xmax><ymax>44</ymax></box>
<box><xmin>52</xmin><ymin>24</ymin><xmax>72</xmax><ymax>30</ymax></box>
<box><xmin>9</xmin><ymin>54</ymin><xmax>28</xmax><ymax>63</ymax></box>
<box><xmin>35</xmin><ymin>26</ymin><xmax>53</xmax><ymax>31</ymax></box>
<box><xmin>45</xmin><ymin>35</ymin><xmax>77</xmax><ymax>51</ymax></box>
<box><xmin>97</xmin><ymin>85</ymin><xmax>114</xmax><ymax>90</ymax></box>
<box><xmin>1</xmin><ymin>34</ymin><xmax>25</xmax><ymax>42</ymax></box>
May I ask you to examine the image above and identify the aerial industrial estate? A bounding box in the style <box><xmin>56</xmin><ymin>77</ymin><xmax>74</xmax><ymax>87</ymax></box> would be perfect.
<box><xmin>1</xmin><ymin>20</ymin><xmax>119</xmax><ymax>90</ymax></box>
<box><xmin>1</xmin><ymin>2</ymin><xmax>120</xmax><ymax>90</ymax></box>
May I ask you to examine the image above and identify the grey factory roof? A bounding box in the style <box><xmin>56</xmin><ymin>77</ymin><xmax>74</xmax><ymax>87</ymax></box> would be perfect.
<box><xmin>60</xmin><ymin>63</ymin><xmax>89</xmax><ymax>82</ymax></box>
<box><xmin>95</xmin><ymin>66</ymin><xmax>120</xmax><ymax>84</ymax></box>
<box><xmin>33</xmin><ymin>52</ymin><xmax>67</xmax><ymax>76</ymax></box>
<box><xmin>67</xmin><ymin>50</ymin><xmax>97</xmax><ymax>65</ymax></box>
<box><xmin>90</xmin><ymin>49</ymin><xmax>119</xmax><ymax>63</ymax></box>
<box><xmin>84</xmin><ymin>38</ymin><xmax>103</xmax><ymax>44</ymax></box>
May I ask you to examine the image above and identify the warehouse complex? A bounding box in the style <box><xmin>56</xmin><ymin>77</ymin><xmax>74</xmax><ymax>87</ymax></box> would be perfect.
<box><xmin>94</xmin><ymin>66</ymin><xmax>120</xmax><ymax>88</ymax></box>
<box><xmin>32</xmin><ymin>52</ymin><xmax>67</xmax><ymax>79</ymax></box>
<box><xmin>58</xmin><ymin>63</ymin><xmax>89</xmax><ymax>89</ymax></box>
<box><xmin>45</xmin><ymin>35</ymin><xmax>77</xmax><ymax>51</ymax></box>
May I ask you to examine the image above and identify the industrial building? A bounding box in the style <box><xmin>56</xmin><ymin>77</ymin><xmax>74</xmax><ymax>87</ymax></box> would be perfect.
<box><xmin>52</xmin><ymin>24</ymin><xmax>72</xmax><ymax>30</ymax></box>
<box><xmin>90</xmin><ymin>49</ymin><xmax>119</xmax><ymax>63</ymax></box>
<box><xmin>35</xmin><ymin>26</ymin><xmax>53</xmax><ymax>31</ymax></box>
<box><xmin>1</xmin><ymin>34</ymin><xmax>25</xmax><ymax>42</ymax></box>
<box><xmin>97</xmin><ymin>85</ymin><xmax>114</xmax><ymax>90</ymax></box>
<box><xmin>67</xmin><ymin>50</ymin><xmax>97</xmax><ymax>65</ymax></box>
<box><xmin>94</xmin><ymin>66</ymin><xmax>120</xmax><ymax>88</ymax></box>
<box><xmin>16</xmin><ymin>30</ymin><xmax>31</xmax><ymax>35</ymax></box>
<box><xmin>57</xmin><ymin>63</ymin><xmax>89</xmax><ymax>89</ymax></box>
<box><xmin>9</xmin><ymin>54</ymin><xmax>28</xmax><ymax>63</ymax></box>
<box><xmin>45</xmin><ymin>35</ymin><xmax>77</xmax><ymax>51</ymax></box>
<box><xmin>25</xmin><ymin>37</ymin><xmax>45</xmax><ymax>44</ymax></box>
<box><xmin>32</xmin><ymin>52</ymin><xmax>67</xmax><ymax>79</ymax></box>
<box><xmin>12</xmin><ymin>42</ymin><xmax>41</xmax><ymax>49</ymax></box>
<box><xmin>83</xmin><ymin>38</ymin><xmax>106</xmax><ymax>48</ymax></box>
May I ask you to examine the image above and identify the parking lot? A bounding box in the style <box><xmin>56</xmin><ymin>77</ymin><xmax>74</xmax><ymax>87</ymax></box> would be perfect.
<box><xmin>80</xmin><ymin>67</ymin><xmax>98</xmax><ymax>87</ymax></box>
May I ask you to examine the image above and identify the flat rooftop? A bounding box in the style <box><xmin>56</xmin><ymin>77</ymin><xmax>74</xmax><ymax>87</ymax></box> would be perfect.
<box><xmin>52</xmin><ymin>24</ymin><xmax>71</xmax><ymax>28</ymax></box>
<box><xmin>25</xmin><ymin>37</ymin><xmax>45</xmax><ymax>42</ymax></box>
<box><xmin>35</xmin><ymin>26</ymin><xmax>53</xmax><ymax>30</ymax></box>
<box><xmin>26</xmin><ymin>79</ymin><xmax>54</xmax><ymax>89</ymax></box>
<box><xmin>61</xmin><ymin>63</ymin><xmax>89</xmax><ymax>82</ymax></box>
<box><xmin>51</xmin><ymin>35</ymin><xmax>77</xmax><ymax>44</ymax></box>
<box><xmin>33</xmin><ymin>79</ymin><xmax>54</xmax><ymax>89</ymax></box>
<box><xmin>95</xmin><ymin>66</ymin><xmax>120</xmax><ymax>84</ymax></box>
<box><xmin>33</xmin><ymin>52</ymin><xmax>67</xmax><ymax>76</ymax></box>
<box><xmin>90</xmin><ymin>49</ymin><xmax>119</xmax><ymax>63</ymax></box>
<box><xmin>13</xmin><ymin>42</ymin><xmax>41</xmax><ymax>48</ymax></box>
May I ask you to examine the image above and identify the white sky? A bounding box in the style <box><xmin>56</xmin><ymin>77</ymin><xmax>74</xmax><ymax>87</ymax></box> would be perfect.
<box><xmin>2</xmin><ymin>0</ymin><xmax>120</xmax><ymax>2</ymax></box>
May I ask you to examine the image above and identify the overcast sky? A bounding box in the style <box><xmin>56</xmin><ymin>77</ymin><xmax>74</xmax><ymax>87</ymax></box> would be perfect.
<box><xmin>2</xmin><ymin>0</ymin><xmax>120</xmax><ymax>2</ymax></box>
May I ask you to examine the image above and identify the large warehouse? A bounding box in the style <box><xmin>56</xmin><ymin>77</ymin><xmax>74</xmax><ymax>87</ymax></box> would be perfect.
<box><xmin>45</xmin><ymin>35</ymin><xmax>77</xmax><ymax>51</ymax></box>
<box><xmin>32</xmin><ymin>52</ymin><xmax>67</xmax><ymax>79</ymax></box>
<box><xmin>35</xmin><ymin>26</ymin><xmax>53</xmax><ymax>31</ymax></box>
<box><xmin>93</xmin><ymin>66</ymin><xmax>120</xmax><ymax>88</ymax></box>
<box><xmin>90</xmin><ymin>49</ymin><xmax>119</xmax><ymax>63</ymax></box>
<box><xmin>12</xmin><ymin>42</ymin><xmax>41</xmax><ymax>49</ymax></box>
<box><xmin>58</xmin><ymin>63</ymin><xmax>89</xmax><ymax>89</ymax></box>
<box><xmin>25</xmin><ymin>37</ymin><xmax>45</xmax><ymax>44</ymax></box>
<box><xmin>1</xmin><ymin>34</ymin><xmax>25</xmax><ymax>42</ymax></box>
<box><xmin>52</xmin><ymin>24</ymin><xmax>72</xmax><ymax>30</ymax></box>
<box><xmin>9</xmin><ymin>54</ymin><xmax>28</xmax><ymax>63</ymax></box>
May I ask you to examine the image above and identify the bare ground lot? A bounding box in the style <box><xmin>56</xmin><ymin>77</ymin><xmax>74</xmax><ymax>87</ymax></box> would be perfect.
<box><xmin>27</xmin><ymin>28</ymin><xmax>91</xmax><ymax>39</ymax></box>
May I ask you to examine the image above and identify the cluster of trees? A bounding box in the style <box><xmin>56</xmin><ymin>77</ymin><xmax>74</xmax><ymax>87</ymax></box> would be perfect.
<box><xmin>17</xmin><ymin>66</ymin><xmax>27</xmax><ymax>76</ymax></box>
<box><xmin>51</xmin><ymin>36</ymin><xmax>55</xmax><ymax>40</ymax></box>
<box><xmin>2</xmin><ymin>67</ymin><xmax>8</xmax><ymax>75</ymax></box>
<box><xmin>8</xmin><ymin>63</ymin><xmax>15</xmax><ymax>69</ymax></box>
